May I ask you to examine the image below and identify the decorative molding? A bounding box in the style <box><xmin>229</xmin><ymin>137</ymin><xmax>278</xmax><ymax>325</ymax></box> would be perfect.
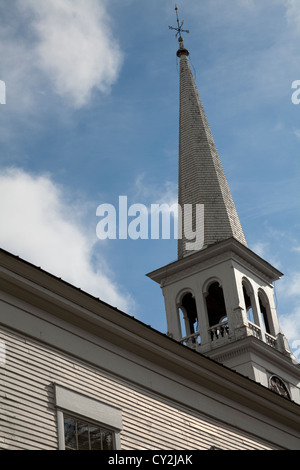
<box><xmin>148</xmin><ymin>238</ymin><xmax>282</xmax><ymax>287</ymax></box>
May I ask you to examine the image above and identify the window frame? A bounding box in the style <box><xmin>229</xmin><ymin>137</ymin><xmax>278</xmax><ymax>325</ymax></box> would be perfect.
<box><xmin>54</xmin><ymin>384</ymin><xmax>122</xmax><ymax>450</ymax></box>
<box><xmin>63</xmin><ymin>412</ymin><xmax>116</xmax><ymax>450</ymax></box>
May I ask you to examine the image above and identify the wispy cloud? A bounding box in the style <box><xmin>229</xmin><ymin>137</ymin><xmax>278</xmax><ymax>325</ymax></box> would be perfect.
<box><xmin>273</xmin><ymin>269</ymin><xmax>300</xmax><ymax>357</ymax></box>
<box><xmin>251</xmin><ymin>241</ymin><xmax>269</xmax><ymax>258</ymax></box>
<box><xmin>132</xmin><ymin>174</ymin><xmax>177</xmax><ymax>207</ymax></box>
<box><xmin>284</xmin><ymin>0</ymin><xmax>300</xmax><ymax>32</ymax></box>
<box><xmin>184</xmin><ymin>0</ymin><xmax>300</xmax><ymax>111</ymax></box>
<box><xmin>251</xmin><ymin>240</ymin><xmax>282</xmax><ymax>269</ymax></box>
<box><xmin>278</xmin><ymin>271</ymin><xmax>300</xmax><ymax>298</ymax></box>
<box><xmin>293</xmin><ymin>129</ymin><xmax>300</xmax><ymax>140</ymax></box>
<box><xmin>0</xmin><ymin>167</ymin><xmax>133</xmax><ymax>312</ymax></box>
<box><xmin>279</xmin><ymin>307</ymin><xmax>300</xmax><ymax>355</ymax></box>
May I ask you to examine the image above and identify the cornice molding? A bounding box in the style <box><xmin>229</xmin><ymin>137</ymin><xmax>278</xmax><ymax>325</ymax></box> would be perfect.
<box><xmin>207</xmin><ymin>335</ymin><xmax>300</xmax><ymax>378</ymax></box>
<box><xmin>147</xmin><ymin>238</ymin><xmax>283</xmax><ymax>286</ymax></box>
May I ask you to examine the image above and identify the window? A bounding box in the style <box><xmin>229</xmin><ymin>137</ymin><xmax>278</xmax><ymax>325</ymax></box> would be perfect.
<box><xmin>64</xmin><ymin>414</ymin><xmax>115</xmax><ymax>450</ymax></box>
<box><xmin>179</xmin><ymin>292</ymin><xmax>199</xmax><ymax>336</ymax></box>
<box><xmin>258</xmin><ymin>291</ymin><xmax>271</xmax><ymax>334</ymax></box>
<box><xmin>205</xmin><ymin>282</ymin><xmax>227</xmax><ymax>327</ymax></box>
<box><xmin>178</xmin><ymin>292</ymin><xmax>201</xmax><ymax>345</ymax></box>
<box><xmin>269</xmin><ymin>375</ymin><xmax>291</xmax><ymax>400</ymax></box>
<box><xmin>54</xmin><ymin>384</ymin><xmax>122</xmax><ymax>450</ymax></box>
<box><xmin>242</xmin><ymin>280</ymin><xmax>255</xmax><ymax>324</ymax></box>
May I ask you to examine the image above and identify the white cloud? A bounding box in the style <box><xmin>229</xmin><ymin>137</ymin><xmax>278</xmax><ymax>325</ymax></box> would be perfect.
<box><xmin>284</xmin><ymin>0</ymin><xmax>300</xmax><ymax>31</ymax></box>
<box><xmin>0</xmin><ymin>0</ymin><xmax>123</xmax><ymax>111</ymax></box>
<box><xmin>0</xmin><ymin>168</ymin><xmax>133</xmax><ymax>312</ymax></box>
<box><xmin>18</xmin><ymin>0</ymin><xmax>123</xmax><ymax>107</ymax></box>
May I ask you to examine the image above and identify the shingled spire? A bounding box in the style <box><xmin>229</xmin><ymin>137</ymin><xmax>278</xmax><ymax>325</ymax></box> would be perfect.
<box><xmin>176</xmin><ymin>35</ymin><xmax>247</xmax><ymax>258</ymax></box>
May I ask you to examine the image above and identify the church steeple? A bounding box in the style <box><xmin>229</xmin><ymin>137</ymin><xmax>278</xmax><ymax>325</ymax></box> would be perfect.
<box><xmin>174</xmin><ymin>26</ymin><xmax>247</xmax><ymax>258</ymax></box>
<box><xmin>148</xmin><ymin>10</ymin><xmax>300</xmax><ymax>404</ymax></box>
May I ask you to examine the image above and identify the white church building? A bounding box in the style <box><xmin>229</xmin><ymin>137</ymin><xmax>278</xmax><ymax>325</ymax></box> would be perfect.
<box><xmin>0</xmin><ymin>24</ymin><xmax>299</xmax><ymax>451</ymax></box>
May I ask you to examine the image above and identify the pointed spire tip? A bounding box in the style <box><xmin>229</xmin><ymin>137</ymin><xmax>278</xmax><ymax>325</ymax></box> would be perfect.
<box><xmin>169</xmin><ymin>5</ymin><xmax>190</xmax><ymax>56</ymax></box>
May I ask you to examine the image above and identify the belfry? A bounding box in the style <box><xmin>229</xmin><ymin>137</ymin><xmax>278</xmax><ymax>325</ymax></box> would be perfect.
<box><xmin>148</xmin><ymin>9</ymin><xmax>300</xmax><ymax>402</ymax></box>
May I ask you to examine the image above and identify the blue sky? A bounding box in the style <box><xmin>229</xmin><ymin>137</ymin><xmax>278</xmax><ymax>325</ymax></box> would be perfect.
<box><xmin>0</xmin><ymin>0</ymin><xmax>300</xmax><ymax>358</ymax></box>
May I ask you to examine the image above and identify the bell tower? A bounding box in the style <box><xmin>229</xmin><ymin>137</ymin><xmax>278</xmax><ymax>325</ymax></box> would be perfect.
<box><xmin>148</xmin><ymin>9</ymin><xmax>300</xmax><ymax>404</ymax></box>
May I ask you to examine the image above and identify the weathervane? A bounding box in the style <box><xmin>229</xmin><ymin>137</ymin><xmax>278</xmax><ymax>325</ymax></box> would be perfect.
<box><xmin>168</xmin><ymin>5</ymin><xmax>190</xmax><ymax>41</ymax></box>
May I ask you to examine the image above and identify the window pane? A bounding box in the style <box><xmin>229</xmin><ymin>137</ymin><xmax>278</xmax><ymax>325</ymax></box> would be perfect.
<box><xmin>102</xmin><ymin>430</ymin><xmax>114</xmax><ymax>450</ymax></box>
<box><xmin>63</xmin><ymin>414</ymin><xmax>115</xmax><ymax>450</ymax></box>
<box><xmin>64</xmin><ymin>416</ymin><xmax>77</xmax><ymax>450</ymax></box>
<box><xmin>90</xmin><ymin>425</ymin><xmax>102</xmax><ymax>450</ymax></box>
<box><xmin>77</xmin><ymin>421</ymin><xmax>89</xmax><ymax>450</ymax></box>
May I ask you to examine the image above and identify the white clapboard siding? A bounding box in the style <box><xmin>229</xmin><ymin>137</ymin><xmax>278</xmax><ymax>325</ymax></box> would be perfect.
<box><xmin>0</xmin><ymin>327</ymin><xmax>276</xmax><ymax>450</ymax></box>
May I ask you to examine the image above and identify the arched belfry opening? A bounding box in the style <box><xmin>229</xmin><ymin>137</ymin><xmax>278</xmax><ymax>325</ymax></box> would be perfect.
<box><xmin>258</xmin><ymin>290</ymin><xmax>272</xmax><ymax>335</ymax></box>
<box><xmin>242</xmin><ymin>279</ymin><xmax>255</xmax><ymax>324</ymax></box>
<box><xmin>178</xmin><ymin>292</ymin><xmax>200</xmax><ymax>344</ymax></box>
<box><xmin>205</xmin><ymin>282</ymin><xmax>227</xmax><ymax>327</ymax></box>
